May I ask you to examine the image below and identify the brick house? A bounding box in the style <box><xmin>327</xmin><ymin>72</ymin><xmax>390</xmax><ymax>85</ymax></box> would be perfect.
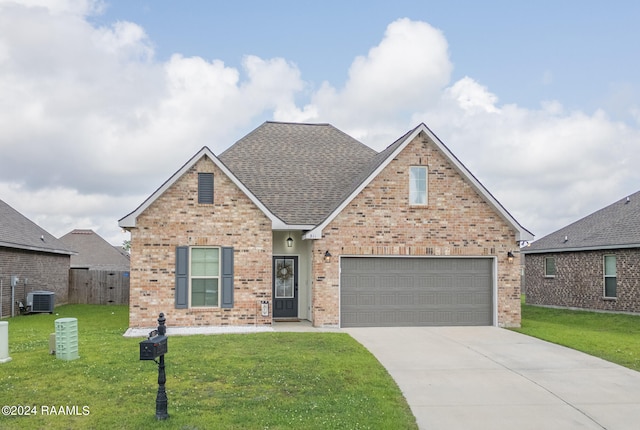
<box><xmin>0</xmin><ymin>199</ymin><xmax>74</xmax><ymax>317</ymax></box>
<box><xmin>119</xmin><ymin>122</ymin><xmax>533</xmax><ymax>329</ymax></box>
<box><xmin>523</xmin><ymin>190</ymin><xmax>640</xmax><ymax>313</ymax></box>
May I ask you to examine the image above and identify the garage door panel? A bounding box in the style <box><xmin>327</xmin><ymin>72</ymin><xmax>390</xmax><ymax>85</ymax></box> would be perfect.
<box><xmin>397</xmin><ymin>293</ymin><xmax>413</xmax><ymax>305</ymax></box>
<box><xmin>340</xmin><ymin>257</ymin><xmax>493</xmax><ymax>327</ymax></box>
<box><xmin>456</xmin><ymin>275</ymin><xmax>473</xmax><ymax>288</ymax></box>
<box><xmin>456</xmin><ymin>291</ymin><xmax>473</xmax><ymax>304</ymax></box>
<box><xmin>356</xmin><ymin>294</ymin><xmax>376</xmax><ymax>306</ymax></box>
<box><xmin>341</xmin><ymin>274</ymin><xmax>358</xmax><ymax>289</ymax></box>
<box><xmin>356</xmin><ymin>275</ymin><xmax>377</xmax><ymax>289</ymax></box>
<box><xmin>395</xmin><ymin>276</ymin><xmax>414</xmax><ymax>288</ymax></box>
<box><xmin>417</xmin><ymin>311</ymin><xmax>436</xmax><ymax>324</ymax></box>
<box><xmin>474</xmin><ymin>292</ymin><xmax>491</xmax><ymax>305</ymax></box>
<box><xmin>341</xmin><ymin>293</ymin><xmax>357</xmax><ymax>306</ymax></box>
<box><xmin>416</xmin><ymin>293</ymin><xmax>435</xmax><ymax>305</ymax></box>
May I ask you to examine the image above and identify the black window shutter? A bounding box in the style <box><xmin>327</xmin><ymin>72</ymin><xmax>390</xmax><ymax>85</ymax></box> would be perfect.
<box><xmin>221</xmin><ymin>246</ymin><xmax>234</xmax><ymax>308</ymax></box>
<box><xmin>198</xmin><ymin>173</ymin><xmax>214</xmax><ymax>204</ymax></box>
<box><xmin>175</xmin><ymin>246</ymin><xmax>189</xmax><ymax>309</ymax></box>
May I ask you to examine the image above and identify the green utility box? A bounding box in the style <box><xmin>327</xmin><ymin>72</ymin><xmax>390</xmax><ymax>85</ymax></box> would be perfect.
<box><xmin>55</xmin><ymin>318</ymin><xmax>79</xmax><ymax>361</ymax></box>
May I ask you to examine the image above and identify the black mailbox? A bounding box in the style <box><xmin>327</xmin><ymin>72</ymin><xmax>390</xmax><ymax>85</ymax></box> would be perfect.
<box><xmin>140</xmin><ymin>334</ymin><xmax>168</xmax><ymax>360</ymax></box>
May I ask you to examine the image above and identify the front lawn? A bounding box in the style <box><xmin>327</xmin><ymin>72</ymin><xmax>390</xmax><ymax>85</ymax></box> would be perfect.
<box><xmin>512</xmin><ymin>302</ymin><xmax>640</xmax><ymax>371</ymax></box>
<box><xmin>0</xmin><ymin>305</ymin><xmax>417</xmax><ymax>429</ymax></box>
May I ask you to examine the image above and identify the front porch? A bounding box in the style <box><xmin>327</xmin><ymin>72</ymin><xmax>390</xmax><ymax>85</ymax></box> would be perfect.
<box><xmin>272</xmin><ymin>230</ymin><xmax>313</xmax><ymax>322</ymax></box>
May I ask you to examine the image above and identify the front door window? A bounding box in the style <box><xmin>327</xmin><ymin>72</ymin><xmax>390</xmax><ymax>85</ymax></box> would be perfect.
<box><xmin>275</xmin><ymin>258</ymin><xmax>294</xmax><ymax>298</ymax></box>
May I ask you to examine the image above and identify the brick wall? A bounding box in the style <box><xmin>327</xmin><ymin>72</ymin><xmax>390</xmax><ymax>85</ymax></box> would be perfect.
<box><xmin>128</xmin><ymin>155</ymin><xmax>273</xmax><ymax>328</ymax></box>
<box><xmin>525</xmin><ymin>249</ymin><xmax>640</xmax><ymax>313</ymax></box>
<box><xmin>310</xmin><ymin>132</ymin><xmax>521</xmax><ymax>327</ymax></box>
<box><xmin>0</xmin><ymin>247</ymin><xmax>70</xmax><ymax>317</ymax></box>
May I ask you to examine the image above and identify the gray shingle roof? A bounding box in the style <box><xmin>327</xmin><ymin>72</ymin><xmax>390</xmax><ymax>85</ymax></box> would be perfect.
<box><xmin>523</xmin><ymin>190</ymin><xmax>640</xmax><ymax>253</ymax></box>
<box><xmin>314</xmin><ymin>124</ymin><xmax>418</xmax><ymax>224</ymax></box>
<box><xmin>59</xmin><ymin>229</ymin><xmax>130</xmax><ymax>270</ymax></box>
<box><xmin>0</xmin><ymin>199</ymin><xmax>75</xmax><ymax>255</ymax></box>
<box><xmin>219</xmin><ymin>122</ymin><xmax>377</xmax><ymax>225</ymax></box>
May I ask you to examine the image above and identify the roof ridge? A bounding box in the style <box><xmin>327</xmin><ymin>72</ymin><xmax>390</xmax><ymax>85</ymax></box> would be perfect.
<box><xmin>265</xmin><ymin>120</ymin><xmax>331</xmax><ymax>126</ymax></box>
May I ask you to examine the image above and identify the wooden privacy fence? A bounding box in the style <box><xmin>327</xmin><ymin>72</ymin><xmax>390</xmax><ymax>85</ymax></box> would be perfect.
<box><xmin>68</xmin><ymin>269</ymin><xmax>130</xmax><ymax>305</ymax></box>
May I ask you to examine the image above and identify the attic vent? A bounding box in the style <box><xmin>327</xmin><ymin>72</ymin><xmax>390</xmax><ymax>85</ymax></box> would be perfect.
<box><xmin>563</xmin><ymin>235</ymin><xmax>568</xmax><ymax>243</ymax></box>
<box><xmin>626</xmin><ymin>196</ymin><xmax>630</xmax><ymax>204</ymax></box>
<box><xmin>198</xmin><ymin>173</ymin><xmax>214</xmax><ymax>204</ymax></box>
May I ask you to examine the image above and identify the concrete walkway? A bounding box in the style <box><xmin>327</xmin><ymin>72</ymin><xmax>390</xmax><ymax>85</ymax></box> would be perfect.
<box><xmin>344</xmin><ymin>327</ymin><xmax>640</xmax><ymax>430</ymax></box>
<box><xmin>123</xmin><ymin>320</ymin><xmax>339</xmax><ymax>337</ymax></box>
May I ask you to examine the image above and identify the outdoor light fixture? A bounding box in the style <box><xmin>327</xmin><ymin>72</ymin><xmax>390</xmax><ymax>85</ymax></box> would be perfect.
<box><xmin>324</xmin><ymin>250</ymin><xmax>332</xmax><ymax>263</ymax></box>
<box><xmin>507</xmin><ymin>251</ymin><xmax>515</xmax><ymax>263</ymax></box>
<box><xmin>286</xmin><ymin>235</ymin><xmax>293</xmax><ymax>248</ymax></box>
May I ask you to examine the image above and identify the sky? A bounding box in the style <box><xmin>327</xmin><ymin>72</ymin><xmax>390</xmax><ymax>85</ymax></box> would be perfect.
<box><xmin>1</xmin><ymin>0</ymin><xmax>639</xmax><ymax>246</ymax></box>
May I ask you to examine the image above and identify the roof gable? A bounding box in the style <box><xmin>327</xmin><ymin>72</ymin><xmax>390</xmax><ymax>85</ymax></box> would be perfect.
<box><xmin>523</xmin><ymin>190</ymin><xmax>640</xmax><ymax>253</ymax></box>
<box><xmin>118</xmin><ymin>147</ymin><xmax>284</xmax><ymax>229</ymax></box>
<box><xmin>119</xmin><ymin>122</ymin><xmax>532</xmax><ymax>241</ymax></box>
<box><xmin>304</xmin><ymin>123</ymin><xmax>534</xmax><ymax>242</ymax></box>
<box><xmin>0</xmin><ymin>199</ymin><xmax>75</xmax><ymax>255</ymax></box>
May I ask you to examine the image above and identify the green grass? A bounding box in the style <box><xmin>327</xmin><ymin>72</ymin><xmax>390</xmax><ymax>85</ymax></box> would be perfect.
<box><xmin>0</xmin><ymin>305</ymin><xmax>417</xmax><ymax>429</ymax></box>
<box><xmin>512</xmin><ymin>301</ymin><xmax>640</xmax><ymax>371</ymax></box>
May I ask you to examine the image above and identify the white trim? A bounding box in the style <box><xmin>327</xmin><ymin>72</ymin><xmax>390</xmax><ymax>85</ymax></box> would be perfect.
<box><xmin>523</xmin><ymin>243</ymin><xmax>640</xmax><ymax>254</ymax></box>
<box><xmin>273</xmin><ymin>222</ymin><xmax>315</xmax><ymax>231</ymax></box>
<box><xmin>492</xmin><ymin>256</ymin><xmax>498</xmax><ymax>326</ymax></box>
<box><xmin>0</xmin><ymin>241</ymin><xmax>76</xmax><ymax>255</ymax></box>
<box><xmin>305</xmin><ymin>124</ymin><xmax>533</xmax><ymax>242</ymax></box>
<box><xmin>338</xmin><ymin>254</ymin><xmax>498</xmax><ymax>328</ymax></box>
<box><xmin>119</xmin><ymin>147</ymin><xmax>285</xmax><ymax>229</ymax></box>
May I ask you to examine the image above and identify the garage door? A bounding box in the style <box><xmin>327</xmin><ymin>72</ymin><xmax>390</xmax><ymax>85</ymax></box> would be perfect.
<box><xmin>340</xmin><ymin>257</ymin><xmax>493</xmax><ymax>327</ymax></box>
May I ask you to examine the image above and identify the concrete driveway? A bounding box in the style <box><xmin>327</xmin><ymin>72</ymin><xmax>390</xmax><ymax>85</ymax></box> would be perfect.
<box><xmin>345</xmin><ymin>327</ymin><xmax>640</xmax><ymax>430</ymax></box>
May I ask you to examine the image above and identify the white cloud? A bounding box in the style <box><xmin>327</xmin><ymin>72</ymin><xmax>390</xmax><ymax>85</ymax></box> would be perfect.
<box><xmin>0</xmin><ymin>8</ymin><xmax>639</xmax><ymax>246</ymax></box>
<box><xmin>0</xmin><ymin>1</ymin><xmax>305</xmax><ymax>243</ymax></box>
<box><xmin>415</xmin><ymin>76</ymin><xmax>640</xmax><ymax>238</ymax></box>
<box><xmin>443</xmin><ymin>77</ymin><xmax>500</xmax><ymax>114</ymax></box>
<box><xmin>277</xmin><ymin>18</ymin><xmax>452</xmax><ymax>145</ymax></box>
<box><xmin>0</xmin><ymin>0</ymin><xmax>105</xmax><ymax>16</ymax></box>
<box><xmin>0</xmin><ymin>182</ymin><xmax>135</xmax><ymax>245</ymax></box>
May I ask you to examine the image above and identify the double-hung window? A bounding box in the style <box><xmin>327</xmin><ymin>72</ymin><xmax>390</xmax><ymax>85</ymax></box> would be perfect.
<box><xmin>190</xmin><ymin>247</ymin><xmax>220</xmax><ymax>307</ymax></box>
<box><xmin>175</xmin><ymin>246</ymin><xmax>234</xmax><ymax>309</ymax></box>
<box><xmin>409</xmin><ymin>166</ymin><xmax>428</xmax><ymax>205</ymax></box>
<box><xmin>604</xmin><ymin>255</ymin><xmax>617</xmax><ymax>298</ymax></box>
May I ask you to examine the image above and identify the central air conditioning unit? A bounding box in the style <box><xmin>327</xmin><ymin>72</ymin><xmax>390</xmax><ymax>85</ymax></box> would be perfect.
<box><xmin>26</xmin><ymin>291</ymin><xmax>55</xmax><ymax>313</ymax></box>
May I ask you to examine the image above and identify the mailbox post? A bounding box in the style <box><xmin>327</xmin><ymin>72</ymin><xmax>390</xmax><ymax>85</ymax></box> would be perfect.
<box><xmin>139</xmin><ymin>313</ymin><xmax>169</xmax><ymax>420</ymax></box>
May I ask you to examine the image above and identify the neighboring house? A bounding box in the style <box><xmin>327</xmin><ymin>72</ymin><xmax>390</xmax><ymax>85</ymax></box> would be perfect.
<box><xmin>59</xmin><ymin>229</ymin><xmax>130</xmax><ymax>271</ymax></box>
<box><xmin>523</xmin><ymin>190</ymin><xmax>640</xmax><ymax>313</ymax></box>
<box><xmin>120</xmin><ymin>121</ymin><xmax>533</xmax><ymax>329</ymax></box>
<box><xmin>0</xmin><ymin>199</ymin><xmax>75</xmax><ymax>317</ymax></box>
<box><xmin>59</xmin><ymin>229</ymin><xmax>131</xmax><ymax>305</ymax></box>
